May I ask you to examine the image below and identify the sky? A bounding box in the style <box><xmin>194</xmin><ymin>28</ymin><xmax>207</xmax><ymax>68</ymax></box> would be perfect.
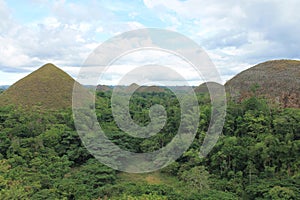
<box><xmin>1</xmin><ymin>0</ymin><xmax>300</xmax><ymax>86</ymax></box>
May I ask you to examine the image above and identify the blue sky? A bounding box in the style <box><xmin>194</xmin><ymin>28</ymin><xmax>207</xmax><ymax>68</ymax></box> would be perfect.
<box><xmin>1</xmin><ymin>0</ymin><xmax>300</xmax><ymax>85</ymax></box>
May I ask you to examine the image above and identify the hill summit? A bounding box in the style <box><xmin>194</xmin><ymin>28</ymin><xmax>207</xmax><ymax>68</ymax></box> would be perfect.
<box><xmin>194</xmin><ymin>82</ymin><xmax>223</xmax><ymax>94</ymax></box>
<box><xmin>0</xmin><ymin>63</ymin><xmax>81</xmax><ymax>110</ymax></box>
<box><xmin>225</xmin><ymin>60</ymin><xmax>300</xmax><ymax>108</ymax></box>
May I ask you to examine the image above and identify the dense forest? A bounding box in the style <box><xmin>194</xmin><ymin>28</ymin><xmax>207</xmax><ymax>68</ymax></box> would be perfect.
<box><xmin>0</xmin><ymin>90</ymin><xmax>299</xmax><ymax>199</ymax></box>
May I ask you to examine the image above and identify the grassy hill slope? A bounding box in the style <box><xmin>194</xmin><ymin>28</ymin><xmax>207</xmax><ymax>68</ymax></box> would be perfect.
<box><xmin>0</xmin><ymin>63</ymin><xmax>82</xmax><ymax>110</ymax></box>
<box><xmin>225</xmin><ymin>60</ymin><xmax>300</xmax><ymax>108</ymax></box>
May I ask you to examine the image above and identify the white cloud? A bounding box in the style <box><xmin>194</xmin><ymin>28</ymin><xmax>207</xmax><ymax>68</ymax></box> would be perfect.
<box><xmin>126</xmin><ymin>21</ymin><xmax>145</xmax><ymax>30</ymax></box>
<box><xmin>0</xmin><ymin>3</ymin><xmax>107</xmax><ymax>79</ymax></box>
<box><xmin>0</xmin><ymin>1</ymin><xmax>155</xmax><ymax>77</ymax></box>
<box><xmin>82</xmin><ymin>49</ymin><xmax>207</xmax><ymax>86</ymax></box>
<box><xmin>1</xmin><ymin>0</ymin><xmax>300</xmax><ymax>86</ymax></box>
<box><xmin>143</xmin><ymin>0</ymin><xmax>300</xmax><ymax>83</ymax></box>
<box><xmin>0</xmin><ymin>71</ymin><xmax>30</xmax><ymax>85</ymax></box>
<box><xmin>96</xmin><ymin>26</ymin><xmax>103</xmax><ymax>33</ymax></box>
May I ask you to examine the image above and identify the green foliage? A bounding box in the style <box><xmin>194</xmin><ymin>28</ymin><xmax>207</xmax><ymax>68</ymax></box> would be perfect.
<box><xmin>266</xmin><ymin>186</ymin><xmax>296</xmax><ymax>200</ymax></box>
<box><xmin>190</xmin><ymin>190</ymin><xmax>238</xmax><ymax>200</ymax></box>
<box><xmin>180</xmin><ymin>166</ymin><xmax>210</xmax><ymax>192</ymax></box>
<box><xmin>116</xmin><ymin>193</ymin><xmax>168</xmax><ymax>200</ymax></box>
<box><xmin>0</xmin><ymin>91</ymin><xmax>299</xmax><ymax>199</ymax></box>
<box><xmin>100</xmin><ymin>182</ymin><xmax>182</xmax><ymax>200</ymax></box>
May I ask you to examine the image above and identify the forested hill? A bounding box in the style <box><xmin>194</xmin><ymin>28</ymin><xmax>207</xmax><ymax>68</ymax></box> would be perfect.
<box><xmin>225</xmin><ymin>60</ymin><xmax>300</xmax><ymax>108</ymax></box>
<box><xmin>0</xmin><ymin>63</ymin><xmax>84</xmax><ymax>110</ymax></box>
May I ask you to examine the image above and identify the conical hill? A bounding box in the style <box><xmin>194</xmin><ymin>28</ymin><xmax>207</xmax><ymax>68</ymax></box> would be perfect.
<box><xmin>0</xmin><ymin>63</ymin><xmax>85</xmax><ymax>110</ymax></box>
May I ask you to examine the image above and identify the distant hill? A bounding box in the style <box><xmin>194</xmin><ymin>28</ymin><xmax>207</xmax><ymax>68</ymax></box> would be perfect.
<box><xmin>194</xmin><ymin>82</ymin><xmax>223</xmax><ymax>94</ymax></box>
<box><xmin>96</xmin><ymin>85</ymin><xmax>112</xmax><ymax>92</ymax></box>
<box><xmin>225</xmin><ymin>60</ymin><xmax>300</xmax><ymax>108</ymax></box>
<box><xmin>97</xmin><ymin>85</ymin><xmax>198</xmax><ymax>94</ymax></box>
<box><xmin>0</xmin><ymin>63</ymin><xmax>87</xmax><ymax>110</ymax></box>
<box><xmin>136</xmin><ymin>85</ymin><xmax>165</xmax><ymax>93</ymax></box>
<box><xmin>114</xmin><ymin>83</ymin><xmax>165</xmax><ymax>93</ymax></box>
<box><xmin>166</xmin><ymin>86</ymin><xmax>194</xmax><ymax>93</ymax></box>
<box><xmin>127</xmin><ymin>83</ymin><xmax>140</xmax><ymax>92</ymax></box>
<box><xmin>0</xmin><ymin>85</ymin><xmax>10</xmax><ymax>90</ymax></box>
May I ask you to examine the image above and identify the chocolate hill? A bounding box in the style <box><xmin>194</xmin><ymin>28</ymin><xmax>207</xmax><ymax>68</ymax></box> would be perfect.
<box><xmin>113</xmin><ymin>83</ymin><xmax>165</xmax><ymax>93</ymax></box>
<box><xmin>225</xmin><ymin>60</ymin><xmax>300</xmax><ymax>108</ymax></box>
<box><xmin>136</xmin><ymin>85</ymin><xmax>165</xmax><ymax>93</ymax></box>
<box><xmin>194</xmin><ymin>82</ymin><xmax>223</xmax><ymax>94</ymax></box>
<box><xmin>0</xmin><ymin>63</ymin><xmax>86</xmax><ymax>110</ymax></box>
<box><xmin>96</xmin><ymin>85</ymin><xmax>112</xmax><ymax>92</ymax></box>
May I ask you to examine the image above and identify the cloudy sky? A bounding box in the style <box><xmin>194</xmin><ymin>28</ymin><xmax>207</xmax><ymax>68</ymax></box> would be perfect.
<box><xmin>1</xmin><ymin>0</ymin><xmax>300</xmax><ymax>86</ymax></box>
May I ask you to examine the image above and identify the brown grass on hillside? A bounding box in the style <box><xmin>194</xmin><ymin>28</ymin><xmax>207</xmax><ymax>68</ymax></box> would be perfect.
<box><xmin>0</xmin><ymin>63</ymin><xmax>89</xmax><ymax>110</ymax></box>
<box><xmin>225</xmin><ymin>59</ymin><xmax>300</xmax><ymax>108</ymax></box>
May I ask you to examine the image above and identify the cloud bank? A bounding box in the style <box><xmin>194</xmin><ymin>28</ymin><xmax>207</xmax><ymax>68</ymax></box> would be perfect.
<box><xmin>0</xmin><ymin>0</ymin><xmax>299</xmax><ymax>85</ymax></box>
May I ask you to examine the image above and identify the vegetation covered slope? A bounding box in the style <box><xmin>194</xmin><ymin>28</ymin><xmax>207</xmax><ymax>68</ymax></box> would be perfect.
<box><xmin>0</xmin><ymin>63</ymin><xmax>81</xmax><ymax>110</ymax></box>
<box><xmin>0</xmin><ymin>91</ymin><xmax>299</xmax><ymax>199</ymax></box>
<box><xmin>225</xmin><ymin>60</ymin><xmax>300</xmax><ymax>108</ymax></box>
